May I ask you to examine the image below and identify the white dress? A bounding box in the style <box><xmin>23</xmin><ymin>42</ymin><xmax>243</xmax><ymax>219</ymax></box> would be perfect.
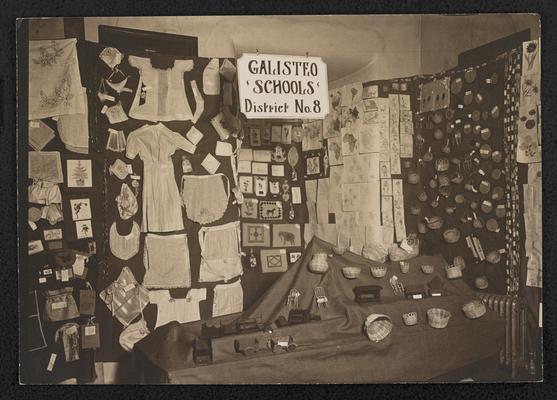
<box><xmin>126</xmin><ymin>123</ymin><xmax>195</xmax><ymax>232</ymax></box>
<box><xmin>128</xmin><ymin>55</ymin><xmax>195</xmax><ymax>122</ymax></box>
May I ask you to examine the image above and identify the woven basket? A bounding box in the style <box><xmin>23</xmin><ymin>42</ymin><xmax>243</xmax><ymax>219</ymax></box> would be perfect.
<box><xmin>445</xmin><ymin>264</ymin><xmax>463</xmax><ymax>280</ymax></box>
<box><xmin>402</xmin><ymin>312</ymin><xmax>418</xmax><ymax>326</ymax></box>
<box><xmin>475</xmin><ymin>275</ymin><xmax>489</xmax><ymax>290</ymax></box>
<box><xmin>309</xmin><ymin>253</ymin><xmax>329</xmax><ymax>274</ymax></box>
<box><xmin>332</xmin><ymin>245</ymin><xmax>348</xmax><ymax>256</ymax></box>
<box><xmin>427</xmin><ymin>308</ymin><xmax>452</xmax><ymax>329</ymax></box>
<box><xmin>443</xmin><ymin>228</ymin><xmax>461</xmax><ymax>244</ymax></box>
<box><xmin>421</xmin><ymin>264</ymin><xmax>435</xmax><ymax>274</ymax></box>
<box><xmin>486</xmin><ymin>250</ymin><xmax>501</xmax><ymax>264</ymax></box>
<box><xmin>453</xmin><ymin>256</ymin><xmax>466</xmax><ymax>270</ymax></box>
<box><xmin>370</xmin><ymin>265</ymin><xmax>387</xmax><ymax>279</ymax></box>
<box><xmin>435</xmin><ymin>158</ymin><xmax>450</xmax><ymax>172</ymax></box>
<box><xmin>342</xmin><ymin>266</ymin><xmax>361</xmax><ymax>279</ymax></box>
<box><xmin>462</xmin><ymin>300</ymin><xmax>487</xmax><ymax>319</ymax></box>
<box><xmin>364</xmin><ymin>314</ymin><xmax>393</xmax><ymax>342</ymax></box>
<box><xmin>426</xmin><ymin>216</ymin><xmax>444</xmax><ymax>230</ymax></box>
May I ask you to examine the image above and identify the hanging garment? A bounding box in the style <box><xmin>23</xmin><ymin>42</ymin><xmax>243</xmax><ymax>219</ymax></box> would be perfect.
<box><xmin>181</xmin><ymin>173</ymin><xmax>230</xmax><ymax>225</ymax></box>
<box><xmin>29</xmin><ymin>38</ymin><xmax>85</xmax><ymax>120</ymax></box>
<box><xmin>128</xmin><ymin>56</ymin><xmax>199</xmax><ymax>121</ymax></box>
<box><xmin>119</xmin><ymin>319</ymin><xmax>150</xmax><ymax>352</ymax></box>
<box><xmin>28</xmin><ymin>119</ymin><xmax>55</xmax><ymax>151</ymax></box>
<box><xmin>43</xmin><ymin>287</ymin><xmax>79</xmax><ymax>322</ymax></box>
<box><xmin>106</xmin><ymin>128</ymin><xmax>127</xmax><ymax>153</ymax></box>
<box><xmin>55</xmin><ymin>323</ymin><xmax>80</xmax><ymax>362</ymax></box>
<box><xmin>56</xmin><ymin>87</ymin><xmax>89</xmax><ymax>154</ymax></box>
<box><xmin>198</xmin><ymin>221</ymin><xmax>243</xmax><ymax>283</ymax></box>
<box><xmin>109</xmin><ymin>222</ymin><xmax>140</xmax><ymax>260</ymax></box>
<box><xmin>148</xmin><ymin>288</ymin><xmax>207</xmax><ymax>329</ymax></box>
<box><xmin>203</xmin><ymin>58</ymin><xmax>221</xmax><ymax>95</ymax></box>
<box><xmin>28</xmin><ymin>151</ymin><xmax>64</xmax><ymax>184</ymax></box>
<box><xmin>212</xmin><ymin>279</ymin><xmax>243</xmax><ymax>317</ymax></box>
<box><xmin>116</xmin><ymin>183</ymin><xmax>138</xmax><ymax>220</ymax></box>
<box><xmin>99</xmin><ymin>266</ymin><xmax>149</xmax><ymax>327</ymax></box>
<box><xmin>143</xmin><ymin>233</ymin><xmax>191</xmax><ymax>289</ymax></box>
<box><xmin>127</xmin><ymin>123</ymin><xmax>195</xmax><ymax>232</ymax></box>
<box><xmin>28</xmin><ymin>179</ymin><xmax>62</xmax><ymax>205</ymax></box>
<box><xmin>41</xmin><ymin>203</ymin><xmax>64</xmax><ymax>225</ymax></box>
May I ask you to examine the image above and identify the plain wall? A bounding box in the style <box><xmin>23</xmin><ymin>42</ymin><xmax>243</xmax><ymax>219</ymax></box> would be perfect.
<box><xmin>83</xmin><ymin>15</ymin><xmax>540</xmax><ymax>87</ymax></box>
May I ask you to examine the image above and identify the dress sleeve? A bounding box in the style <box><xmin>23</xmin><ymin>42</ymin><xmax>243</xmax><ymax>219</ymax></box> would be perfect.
<box><xmin>162</xmin><ymin>124</ymin><xmax>196</xmax><ymax>154</ymax></box>
<box><xmin>175</xmin><ymin>59</ymin><xmax>194</xmax><ymax>73</ymax></box>
<box><xmin>128</xmin><ymin>55</ymin><xmax>145</xmax><ymax>71</ymax></box>
<box><xmin>125</xmin><ymin>133</ymin><xmax>140</xmax><ymax>160</ymax></box>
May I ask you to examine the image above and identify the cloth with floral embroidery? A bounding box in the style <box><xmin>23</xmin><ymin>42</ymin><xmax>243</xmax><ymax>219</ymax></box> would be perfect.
<box><xmin>116</xmin><ymin>183</ymin><xmax>138</xmax><ymax>220</ymax></box>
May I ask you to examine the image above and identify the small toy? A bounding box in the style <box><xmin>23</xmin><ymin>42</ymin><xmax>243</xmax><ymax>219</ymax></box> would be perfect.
<box><xmin>354</xmin><ymin>285</ymin><xmax>382</xmax><ymax>304</ymax></box>
<box><xmin>314</xmin><ymin>286</ymin><xmax>328</xmax><ymax>308</ymax></box>
<box><xmin>270</xmin><ymin>335</ymin><xmax>297</xmax><ymax>353</ymax></box>
<box><xmin>193</xmin><ymin>337</ymin><xmax>213</xmax><ymax>364</ymax></box>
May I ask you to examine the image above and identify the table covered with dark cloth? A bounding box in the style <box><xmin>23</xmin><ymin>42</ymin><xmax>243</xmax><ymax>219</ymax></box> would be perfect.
<box><xmin>135</xmin><ymin>237</ymin><xmax>505</xmax><ymax>383</ymax></box>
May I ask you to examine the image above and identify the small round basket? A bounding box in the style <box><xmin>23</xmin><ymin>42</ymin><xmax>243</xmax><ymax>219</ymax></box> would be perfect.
<box><xmin>364</xmin><ymin>314</ymin><xmax>393</xmax><ymax>342</ymax></box>
<box><xmin>309</xmin><ymin>253</ymin><xmax>329</xmax><ymax>274</ymax></box>
<box><xmin>421</xmin><ymin>264</ymin><xmax>435</xmax><ymax>275</ymax></box>
<box><xmin>445</xmin><ymin>264</ymin><xmax>463</xmax><ymax>280</ymax></box>
<box><xmin>427</xmin><ymin>308</ymin><xmax>452</xmax><ymax>329</ymax></box>
<box><xmin>342</xmin><ymin>266</ymin><xmax>361</xmax><ymax>279</ymax></box>
<box><xmin>332</xmin><ymin>245</ymin><xmax>348</xmax><ymax>256</ymax></box>
<box><xmin>443</xmin><ymin>227</ymin><xmax>461</xmax><ymax>244</ymax></box>
<box><xmin>462</xmin><ymin>300</ymin><xmax>487</xmax><ymax>319</ymax></box>
<box><xmin>370</xmin><ymin>265</ymin><xmax>387</xmax><ymax>279</ymax></box>
<box><xmin>426</xmin><ymin>216</ymin><xmax>444</xmax><ymax>230</ymax></box>
<box><xmin>402</xmin><ymin>312</ymin><xmax>418</xmax><ymax>326</ymax></box>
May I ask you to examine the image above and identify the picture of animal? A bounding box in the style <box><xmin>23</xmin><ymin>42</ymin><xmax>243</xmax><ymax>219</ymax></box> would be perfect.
<box><xmin>278</xmin><ymin>231</ymin><xmax>295</xmax><ymax>246</ymax></box>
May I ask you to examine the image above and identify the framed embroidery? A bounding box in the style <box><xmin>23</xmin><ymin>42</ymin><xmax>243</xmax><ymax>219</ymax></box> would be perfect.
<box><xmin>272</xmin><ymin>224</ymin><xmax>302</xmax><ymax>247</ymax></box>
<box><xmin>259</xmin><ymin>201</ymin><xmax>283</xmax><ymax>221</ymax></box>
<box><xmin>43</xmin><ymin>228</ymin><xmax>63</xmax><ymax>241</ymax></box>
<box><xmin>239</xmin><ymin>176</ymin><xmax>253</xmax><ymax>194</ymax></box>
<box><xmin>253</xmin><ymin>150</ymin><xmax>272</xmax><ymax>162</ymax></box>
<box><xmin>260</xmin><ymin>248</ymin><xmax>288</xmax><ymax>273</ymax></box>
<box><xmin>70</xmin><ymin>198</ymin><xmax>92</xmax><ymax>221</ymax></box>
<box><xmin>76</xmin><ymin>220</ymin><xmax>93</xmax><ymax>239</ymax></box>
<box><xmin>271</xmin><ymin>125</ymin><xmax>283</xmax><ymax>143</ymax></box>
<box><xmin>252</xmin><ymin>162</ymin><xmax>269</xmax><ymax>175</ymax></box>
<box><xmin>242</xmin><ymin>223</ymin><xmax>270</xmax><ymax>247</ymax></box>
<box><xmin>271</xmin><ymin>164</ymin><xmax>285</xmax><ymax>177</ymax></box>
<box><xmin>67</xmin><ymin>159</ymin><xmax>92</xmax><ymax>188</ymax></box>
<box><xmin>240</xmin><ymin>198</ymin><xmax>259</xmax><ymax>219</ymax></box>
<box><xmin>254</xmin><ymin>176</ymin><xmax>268</xmax><ymax>197</ymax></box>
<box><xmin>250</xmin><ymin>127</ymin><xmax>261</xmax><ymax>147</ymax></box>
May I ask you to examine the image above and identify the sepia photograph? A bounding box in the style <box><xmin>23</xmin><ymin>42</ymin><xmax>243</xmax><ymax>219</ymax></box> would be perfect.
<box><xmin>17</xmin><ymin>14</ymin><xmax>543</xmax><ymax>385</ymax></box>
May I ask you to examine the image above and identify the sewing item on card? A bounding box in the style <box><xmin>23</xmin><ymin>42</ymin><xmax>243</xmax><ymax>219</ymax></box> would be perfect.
<box><xmin>116</xmin><ymin>183</ymin><xmax>138</xmax><ymax>220</ymax></box>
<box><xmin>186</xmin><ymin>126</ymin><xmax>204</xmax><ymax>146</ymax></box>
<box><xmin>241</xmin><ymin>198</ymin><xmax>259</xmax><ymax>219</ymax></box>
<box><xmin>143</xmin><ymin>234</ymin><xmax>191</xmax><ymax>288</ymax></box>
<box><xmin>43</xmin><ymin>287</ymin><xmax>79</xmax><ymax>322</ymax></box>
<box><xmin>109</xmin><ymin>222</ymin><xmax>140</xmax><ymax>261</ymax></box>
<box><xmin>254</xmin><ymin>176</ymin><xmax>268</xmax><ymax>197</ymax></box>
<box><xmin>99</xmin><ymin>47</ymin><xmax>123</xmax><ymax>69</ymax></box>
<box><xmin>201</xmin><ymin>153</ymin><xmax>221</xmax><ymax>174</ymax></box>
<box><xmin>109</xmin><ymin>158</ymin><xmax>129</xmax><ymax>180</ymax></box>
<box><xmin>106</xmin><ymin>129</ymin><xmax>127</xmax><ymax>153</ymax></box>
<box><xmin>181</xmin><ymin>173</ymin><xmax>230</xmax><ymax>225</ymax></box>
<box><xmin>259</xmin><ymin>201</ymin><xmax>283</xmax><ymax>221</ymax></box>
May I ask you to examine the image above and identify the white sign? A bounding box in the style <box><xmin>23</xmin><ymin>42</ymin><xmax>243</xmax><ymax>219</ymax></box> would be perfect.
<box><xmin>237</xmin><ymin>53</ymin><xmax>329</xmax><ymax>119</ymax></box>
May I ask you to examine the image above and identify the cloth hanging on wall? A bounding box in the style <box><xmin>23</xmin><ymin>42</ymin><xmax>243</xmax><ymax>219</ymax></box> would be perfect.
<box><xmin>56</xmin><ymin>87</ymin><xmax>89</xmax><ymax>154</ymax></box>
<box><xmin>29</xmin><ymin>38</ymin><xmax>85</xmax><ymax>120</ymax></box>
<box><xmin>143</xmin><ymin>233</ymin><xmax>191</xmax><ymax>289</ymax></box>
<box><xmin>126</xmin><ymin>123</ymin><xmax>195</xmax><ymax>232</ymax></box>
<box><xmin>109</xmin><ymin>222</ymin><xmax>140</xmax><ymax>261</ymax></box>
<box><xmin>198</xmin><ymin>221</ymin><xmax>243</xmax><ymax>283</ymax></box>
<box><xmin>181</xmin><ymin>173</ymin><xmax>230</xmax><ymax>225</ymax></box>
<box><xmin>128</xmin><ymin>56</ymin><xmax>197</xmax><ymax>121</ymax></box>
<box><xmin>212</xmin><ymin>279</ymin><xmax>243</xmax><ymax>317</ymax></box>
<box><xmin>148</xmin><ymin>288</ymin><xmax>207</xmax><ymax>329</ymax></box>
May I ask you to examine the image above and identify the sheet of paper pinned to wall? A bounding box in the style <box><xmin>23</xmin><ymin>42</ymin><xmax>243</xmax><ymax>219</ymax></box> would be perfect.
<box><xmin>357</xmin><ymin>181</ymin><xmax>381</xmax><ymax>227</ymax></box>
<box><xmin>342</xmin><ymin>153</ymin><xmax>379</xmax><ymax>183</ymax></box>
<box><xmin>381</xmin><ymin>195</ymin><xmax>394</xmax><ymax>229</ymax></box>
<box><xmin>316</xmin><ymin>178</ymin><xmax>330</xmax><ymax>224</ymax></box>
<box><xmin>388</xmin><ymin>94</ymin><xmax>401</xmax><ymax>174</ymax></box>
<box><xmin>305</xmin><ymin>179</ymin><xmax>318</xmax><ymax>203</ymax></box>
<box><xmin>328</xmin><ymin>165</ymin><xmax>343</xmax><ymax>213</ymax></box>
<box><xmin>341</xmin><ymin>82</ymin><xmax>364</xmax><ymax>108</ymax></box>
<box><xmin>392</xmin><ymin>178</ymin><xmax>407</xmax><ymax>242</ymax></box>
<box><xmin>350</xmin><ymin>225</ymin><xmax>365</xmax><ymax>255</ymax></box>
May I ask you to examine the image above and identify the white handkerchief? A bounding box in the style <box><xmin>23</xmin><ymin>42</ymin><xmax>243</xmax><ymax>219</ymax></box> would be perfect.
<box><xmin>215</xmin><ymin>141</ymin><xmax>233</xmax><ymax>156</ymax></box>
<box><xmin>201</xmin><ymin>153</ymin><xmax>220</xmax><ymax>174</ymax></box>
<box><xmin>238</xmin><ymin>160</ymin><xmax>252</xmax><ymax>174</ymax></box>
<box><xmin>186</xmin><ymin>126</ymin><xmax>204</xmax><ymax>145</ymax></box>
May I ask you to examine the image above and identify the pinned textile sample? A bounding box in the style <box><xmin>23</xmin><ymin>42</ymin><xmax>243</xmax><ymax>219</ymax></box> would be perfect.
<box><xmin>143</xmin><ymin>233</ymin><xmax>191</xmax><ymax>288</ymax></box>
<box><xmin>29</xmin><ymin>38</ymin><xmax>85</xmax><ymax>120</ymax></box>
<box><xmin>29</xmin><ymin>151</ymin><xmax>64</xmax><ymax>183</ymax></box>
<box><xmin>241</xmin><ymin>222</ymin><xmax>271</xmax><ymax>247</ymax></box>
<box><xmin>212</xmin><ymin>280</ymin><xmax>243</xmax><ymax>317</ymax></box>
<box><xmin>29</xmin><ymin>120</ymin><xmax>55</xmax><ymax>151</ymax></box>
<box><xmin>418</xmin><ymin>77</ymin><xmax>450</xmax><ymax>113</ymax></box>
<box><xmin>260</xmin><ymin>248</ymin><xmax>288</xmax><ymax>273</ymax></box>
<box><xmin>240</xmin><ymin>197</ymin><xmax>259</xmax><ymax>219</ymax></box>
<box><xmin>517</xmin><ymin>105</ymin><xmax>541</xmax><ymax>163</ymax></box>
<box><xmin>272</xmin><ymin>224</ymin><xmax>302</xmax><ymax>247</ymax></box>
<box><xmin>181</xmin><ymin>173</ymin><xmax>230</xmax><ymax>225</ymax></box>
<box><xmin>254</xmin><ymin>176</ymin><xmax>268</xmax><ymax>197</ymax></box>
<box><xmin>198</xmin><ymin>221</ymin><xmax>243</xmax><ymax>283</ymax></box>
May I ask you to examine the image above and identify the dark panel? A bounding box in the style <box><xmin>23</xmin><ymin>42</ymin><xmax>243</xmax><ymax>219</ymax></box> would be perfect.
<box><xmin>98</xmin><ymin>25</ymin><xmax>198</xmax><ymax>57</ymax></box>
<box><xmin>458</xmin><ymin>29</ymin><xmax>530</xmax><ymax>67</ymax></box>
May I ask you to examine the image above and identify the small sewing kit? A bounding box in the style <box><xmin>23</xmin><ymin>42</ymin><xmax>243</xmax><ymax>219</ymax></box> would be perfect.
<box><xmin>353</xmin><ymin>285</ymin><xmax>382</xmax><ymax>304</ymax></box>
<box><xmin>288</xmin><ymin>309</ymin><xmax>320</xmax><ymax>325</ymax></box>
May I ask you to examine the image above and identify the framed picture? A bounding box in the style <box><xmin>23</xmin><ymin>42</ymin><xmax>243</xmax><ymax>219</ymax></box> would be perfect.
<box><xmin>28</xmin><ymin>239</ymin><xmax>44</xmax><ymax>255</ymax></box>
<box><xmin>260</xmin><ymin>248</ymin><xmax>288</xmax><ymax>273</ymax></box>
<box><xmin>271</xmin><ymin>125</ymin><xmax>282</xmax><ymax>143</ymax></box>
<box><xmin>250</xmin><ymin>127</ymin><xmax>261</xmax><ymax>147</ymax></box>
<box><xmin>240</xmin><ymin>198</ymin><xmax>259</xmax><ymax>219</ymax></box>
<box><xmin>70</xmin><ymin>198</ymin><xmax>92</xmax><ymax>221</ymax></box>
<box><xmin>252</xmin><ymin>162</ymin><xmax>269</xmax><ymax>175</ymax></box>
<box><xmin>271</xmin><ymin>164</ymin><xmax>285</xmax><ymax>177</ymax></box>
<box><xmin>259</xmin><ymin>201</ymin><xmax>283</xmax><ymax>221</ymax></box>
<box><xmin>238</xmin><ymin>160</ymin><xmax>252</xmax><ymax>174</ymax></box>
<box><xmin>269</xmin><ymin>179</ymin><xmax>280</xmax><ymax>195</ymax></box>
<box><xmin>282</xmin><ymin>124</ymin><xmax>292</xmax><ymax>144</ymax></box>
<box><xmin>262</xmin><ymin>125</ymin><xmax>271</xmax><ymax>145</ymax></box>
<box><xmin>289</xmin><ymin>251</ymin><xmax>302</xmax><ymax>264</ymax></box>
<box><xmin>241</xmin><ymin>223</ymin><xmax>270</xmax><ymax>247</ymax></box>
<box><xmin>253</xmin><ymin>150</ymin><xmax>272</xmax><ymax>162</ymax></box>
<box><xmin>254</xmin><ymin>176</ymin><xmax>268</xmax><ymax>197</ymax></box>
<box><xmin>272</xmin><ymin>224</ymin><xmax>302</xmax><ymax>247</ymax></box>
<box><xmin>67</xmin><ymin>159</ymin><xmax>92</xmax><ymax>188</ymax></box>
<box><xmin>43</xmin><ymin>228</ymin><xmax>63</xmax><ymax>241</ymax></box>
<box><xmin>239</xmin><ymin>176</ymin><xmax>253</xmax><ymax>194</ymax></box>
<box><xmin>76</xmin><ymin>220</ymin><xmax>93</xmax><ymax>239</ymax></box>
